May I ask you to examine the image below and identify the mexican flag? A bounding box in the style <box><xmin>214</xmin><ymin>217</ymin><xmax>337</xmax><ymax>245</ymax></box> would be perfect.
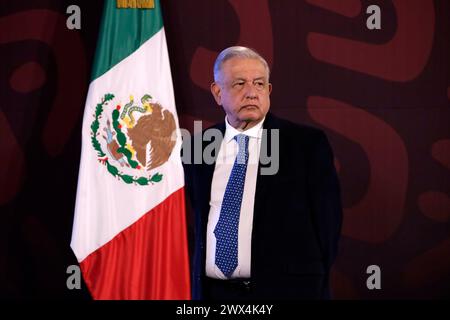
<box><xmin>70</xmin><ymin>0</ymin><xmax>190</xmax><ymax>299</ymax></box>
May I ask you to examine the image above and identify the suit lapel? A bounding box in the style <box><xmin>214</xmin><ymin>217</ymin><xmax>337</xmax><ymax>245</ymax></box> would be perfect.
<box><xmin>251</xmin><ymin>113</ymin><xmax>281</xmax><ymax>277</ymax></box>
<box><xmin>253</xmin><ymin>113</ymin><xmax>278</xmax><ymax>220</ymax></box>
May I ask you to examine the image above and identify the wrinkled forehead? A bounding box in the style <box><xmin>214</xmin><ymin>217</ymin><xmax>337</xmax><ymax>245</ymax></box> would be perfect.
<box><xmin>219</xmin><ymin>57</ymin><xmax>270</xmax><ymax>81</ymax></box>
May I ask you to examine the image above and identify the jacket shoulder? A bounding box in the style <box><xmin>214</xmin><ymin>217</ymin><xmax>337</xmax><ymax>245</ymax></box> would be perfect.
<box><xmin>273</xmin><ymin>115</ymin><xmax>327</xmax><ymax>142</ymax></box>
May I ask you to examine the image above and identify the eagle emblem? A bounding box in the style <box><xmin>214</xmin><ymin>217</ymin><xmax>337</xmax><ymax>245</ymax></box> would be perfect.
<box><xmin>90</xmin><ymin>93</ymin><xmax>176</xmax><ymax>185</ymax></box>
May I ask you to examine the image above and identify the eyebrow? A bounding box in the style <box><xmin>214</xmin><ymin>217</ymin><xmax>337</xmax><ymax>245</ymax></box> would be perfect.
<box><xmin>233</xmin><ymin>76</ymin><xmax>266</xmax><ymax>82</ymax></box>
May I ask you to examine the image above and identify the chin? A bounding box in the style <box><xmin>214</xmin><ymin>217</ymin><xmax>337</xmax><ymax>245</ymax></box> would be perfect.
<box><xmin>240</xmin><ymin>115</ymin><xmax>260</xmax><ymax>123</ymax></box>
<box><xmin>240</xmin><ymin>109</ymin><xmax>261</xmax><ymax>118</ymax></box>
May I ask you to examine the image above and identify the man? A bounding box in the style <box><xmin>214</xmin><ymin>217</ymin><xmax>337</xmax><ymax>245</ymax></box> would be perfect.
<box><xmin>183</xmin><ymin>46</ymin><xmax>342</xmax><ymax>300</ymax></box>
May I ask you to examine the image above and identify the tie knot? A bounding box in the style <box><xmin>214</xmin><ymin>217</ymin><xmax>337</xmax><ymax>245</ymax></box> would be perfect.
<box><xmin>234</xmin><ymin>134</ymin><xmax>249</xmax><ymax>154</ymax></box>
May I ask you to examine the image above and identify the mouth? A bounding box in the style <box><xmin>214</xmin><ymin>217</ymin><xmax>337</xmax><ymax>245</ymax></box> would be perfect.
<box><xmin>240</xmin><ymin>105</ymin><xmax>259</xmax><ymax>111</ymax></box>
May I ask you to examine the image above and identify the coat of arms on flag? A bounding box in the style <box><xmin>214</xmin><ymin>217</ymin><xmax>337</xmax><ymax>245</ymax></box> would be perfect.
<box><xmin>91</xmin><ymin>93</ymin><xmax>176</xmax><ymax>185</ymax></box>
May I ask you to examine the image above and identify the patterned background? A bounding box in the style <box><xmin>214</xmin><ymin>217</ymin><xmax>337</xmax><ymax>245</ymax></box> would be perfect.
<box><xmin>0</xmin><ymin>0</ymin><xmax>449</xmax><ymax>299</ymax></box>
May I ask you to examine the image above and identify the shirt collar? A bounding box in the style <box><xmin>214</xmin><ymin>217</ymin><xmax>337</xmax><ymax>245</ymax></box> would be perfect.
<box><xmin>224</xmin><ymin>116</ymin><xmax>265</xmax><ymax>143</ymax></box>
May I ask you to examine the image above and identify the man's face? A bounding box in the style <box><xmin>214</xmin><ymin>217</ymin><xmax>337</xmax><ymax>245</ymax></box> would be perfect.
<box><xmin>211</xmin><ymin>57</ymin><xmax>272</xmax><ymax>130</ymax></box>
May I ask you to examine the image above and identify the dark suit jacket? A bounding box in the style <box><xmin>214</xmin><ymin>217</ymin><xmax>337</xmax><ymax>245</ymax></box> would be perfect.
<box><xmin>183</xmin><ymin>112</ymin><xmax>342</xmax><ymax>300</ymax></box>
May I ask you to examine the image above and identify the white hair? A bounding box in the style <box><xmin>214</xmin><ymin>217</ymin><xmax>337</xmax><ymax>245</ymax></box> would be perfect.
<box><xmin>213</xmin><ymin>46</ymin><xmax>270</xmax><ymax>83</ymax></box>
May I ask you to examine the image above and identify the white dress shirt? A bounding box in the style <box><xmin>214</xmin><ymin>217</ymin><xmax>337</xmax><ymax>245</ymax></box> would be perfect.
<box><xmin>206</xmin><ymin>116</ymin><xmax>264</xmax><ymax>279</ymax></box>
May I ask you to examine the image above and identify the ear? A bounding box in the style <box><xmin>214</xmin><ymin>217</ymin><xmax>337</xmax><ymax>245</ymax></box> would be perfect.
<box><xmin>210</xmin><ymin>82</ymin><xmax>222</xmax><ymax>105</ymax></box>
<box><xmin>268</xmin><ymin>83</ymin><xmax>273</xmax><ymax>95</ymax></box>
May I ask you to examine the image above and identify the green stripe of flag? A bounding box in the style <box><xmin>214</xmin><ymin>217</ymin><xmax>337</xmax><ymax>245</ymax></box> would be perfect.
<box><xmin>91</xmin><ymin>0</ymin><xmax>163</xmax><ymax>80</ymax></box>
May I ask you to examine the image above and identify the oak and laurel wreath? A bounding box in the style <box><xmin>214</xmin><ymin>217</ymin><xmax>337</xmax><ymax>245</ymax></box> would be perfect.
<box><xmin>90</xmin><ymin>93</ymin><xmax>163</xmax><ymax>185</ymax></box>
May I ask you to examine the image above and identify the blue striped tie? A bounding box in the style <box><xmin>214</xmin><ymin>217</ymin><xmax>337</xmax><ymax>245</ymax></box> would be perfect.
<box><xmin>214</xmin><ymin>134</ymin><xmax>250</xmax><ymax>278</ymax></box>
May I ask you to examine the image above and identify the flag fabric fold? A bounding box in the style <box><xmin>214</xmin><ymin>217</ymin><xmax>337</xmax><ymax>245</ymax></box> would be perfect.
<box><xmin>71</xmin><ymin>0</ymin><xmax>190</xmax><ymax>300</ymax></box>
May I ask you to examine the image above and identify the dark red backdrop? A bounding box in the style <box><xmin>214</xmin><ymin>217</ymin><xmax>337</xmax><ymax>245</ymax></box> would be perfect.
<box><xmin>1</xmin><ymin>0</ymin><xmax>449</xmax><ymax>299</ymax></box>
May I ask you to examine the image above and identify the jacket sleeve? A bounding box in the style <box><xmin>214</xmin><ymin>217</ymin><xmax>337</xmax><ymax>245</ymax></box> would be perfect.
<box><xmin>181</xmin><ymin>133</ymin><xmax>204</xmax><ymax>300</ymax></box>
<box><xmin>307</xmin><ymin>130</ymin><xmax>343</xmax><ymax>271</ymax></box>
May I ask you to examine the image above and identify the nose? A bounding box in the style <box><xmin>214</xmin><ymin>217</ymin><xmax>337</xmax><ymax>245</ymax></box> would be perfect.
<box><xmin>244</xmin><ymin>82</ymin><xmax>258</xmax><ymax>99</ymax></box>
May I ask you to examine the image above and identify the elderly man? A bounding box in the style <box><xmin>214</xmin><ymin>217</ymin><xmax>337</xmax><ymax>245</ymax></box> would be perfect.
<box><xmin>184</xmin><ymin>46</ymin><xmax>342</xmax><ymax>300</ymax></box>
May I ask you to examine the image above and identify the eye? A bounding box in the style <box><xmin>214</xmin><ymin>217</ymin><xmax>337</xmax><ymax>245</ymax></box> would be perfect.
<box><xmin>254</xmin><ymin>80</ymin><xmax>265</xmax><ymax>90</ymax></box>
<box><xmin>232</xmin><ymin>81</ymin><xmax>245</xmax><ymax>89</ymax></box>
